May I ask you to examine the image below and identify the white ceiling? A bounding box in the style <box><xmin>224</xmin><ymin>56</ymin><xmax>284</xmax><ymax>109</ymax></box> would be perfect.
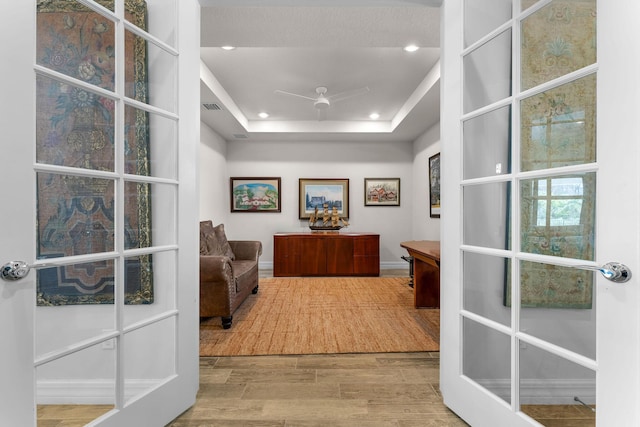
<box><xmin>199</xmin><ymin>1</ymin><xmax>442</xmax><ymax>143</ymax></box>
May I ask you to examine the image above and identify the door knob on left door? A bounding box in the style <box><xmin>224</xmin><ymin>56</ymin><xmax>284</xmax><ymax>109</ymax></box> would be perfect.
<box><xmin>1</xmin><ymin>261</ymin><xmax>32</xmax><ymax>281</ymax></box>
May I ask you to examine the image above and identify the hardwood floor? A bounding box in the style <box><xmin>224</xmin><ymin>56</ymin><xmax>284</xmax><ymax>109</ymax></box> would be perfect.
<box><xmin>169</xmin><ymin>352</ymin><xmax>469</xmax><ymax>427</ymax></box>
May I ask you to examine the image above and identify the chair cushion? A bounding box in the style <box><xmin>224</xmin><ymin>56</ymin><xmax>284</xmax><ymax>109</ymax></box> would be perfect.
<box><xmin>200</xmin><ymin>221</ymin><xmax>235</xmax><ymax>260</ymax></box>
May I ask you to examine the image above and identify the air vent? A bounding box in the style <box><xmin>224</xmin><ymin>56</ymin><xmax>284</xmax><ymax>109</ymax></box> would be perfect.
<box><xmin>202</xmin><ymin>103</ymin><xmax>222</xmax><ymax>111</ymax></box>
<box><xmin>233</xmin><ymin>134</ymin><xmax>249</xmax><ymax>139</ymax></box>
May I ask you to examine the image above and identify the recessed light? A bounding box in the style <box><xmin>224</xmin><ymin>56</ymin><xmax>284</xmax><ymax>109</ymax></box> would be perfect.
<box><xmin>403</xmin><ymin>44</ymin><xmax>419</xmax><ymax>52</ymax></box>
<box><xmin>221</xmin><ymin>46</ymin><xmax>236</xmax><ymax>51</ymax></box>
<box><xmin>369</xmin><ymin>113</ymin><xmax>380</xmax><ymax>120</ymax></box>
<box><xmin>258</xmin><ymin>112</ymin><xmax>269</xmax><ymax>119</ymax></box>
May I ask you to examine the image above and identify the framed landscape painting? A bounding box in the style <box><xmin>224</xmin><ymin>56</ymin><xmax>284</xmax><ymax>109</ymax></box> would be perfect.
<box><xmin>230</xmin><ymin>177</ymin><xmax>281</xmax><ymax>212</ymax></box>
<box><xmin>299</xmin><ymin>178</ymin><xmax>349</xmax><ymax>219</ymax></box>
<box><xmin>364</xmin><ymin>178</ymin><xmax>400</xmax><ymax>206</ymax></box>
<box><xmin>429</xmin><ymin>153</ymin><xmax>441</xmax><ymax>218</ymax></box>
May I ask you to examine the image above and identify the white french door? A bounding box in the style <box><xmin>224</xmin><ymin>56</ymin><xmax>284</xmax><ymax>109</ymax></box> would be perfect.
<box><xmin>0</xmin><ymin>1</ymin><xmax>200</xmax><ymax>425</ymax></box>
<box><xmin>441</xmin><ymin>0</ymin><xmax>640</xmax><ymax>425</ymax></box>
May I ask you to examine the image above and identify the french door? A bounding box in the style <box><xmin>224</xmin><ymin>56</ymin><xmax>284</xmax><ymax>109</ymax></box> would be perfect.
<box><xmin>0</xmin><ymin>1</ymin><xmax>200</xmax><ymax>425</ymax></box>
<box><xmin>441</xmin><ymin>0</ymin><xmax>640</xmax><ymax>425</ymax></box>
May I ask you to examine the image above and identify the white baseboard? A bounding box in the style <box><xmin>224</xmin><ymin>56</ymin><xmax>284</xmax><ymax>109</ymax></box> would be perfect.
<box><xmin>259</xmin><ymin>261</ymin><xmax>409</xmax><ymax>271</ymax></box>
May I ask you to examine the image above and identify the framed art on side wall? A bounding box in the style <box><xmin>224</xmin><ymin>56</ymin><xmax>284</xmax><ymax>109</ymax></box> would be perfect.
<box><xmin>230</xmin><ymin>177</ymin><xmax>281</xmax><ymax>212</ymax></box>
<box><xmin>429</xmin><ymin>153</ymin><xmax>441</xmax><ymax>218</ymax></box>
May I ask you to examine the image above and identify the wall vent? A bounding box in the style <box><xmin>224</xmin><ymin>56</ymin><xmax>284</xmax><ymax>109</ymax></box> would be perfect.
<box><xmin>233</xmin><ymin>134</ymin><xmax>249</xmax><ymax>139</ymax></box>
<box><xmin>202</xmin><ymin>103</ymin><xmax>222</xmax><ymax>111</ymax></box>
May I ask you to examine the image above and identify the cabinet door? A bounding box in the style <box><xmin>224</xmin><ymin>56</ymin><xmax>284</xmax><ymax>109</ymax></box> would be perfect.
<box><xmin>274</xmin><ymin>236</ymin><xmax>300</xmax><ymax>276</ymax></box>
<box><xmin>326</xmin><ymin>238</ymin><xmax>354</xmax><ymax>275</ymax></box>
<box><xmin>299</xmin><ymin>237</ymin><xmax>327</xmax><ymax>275</ymax></box>
<box><xmin>353</xmin><ymin>236</ymin><xmax>380</xmax><ymax>276</ymax></box>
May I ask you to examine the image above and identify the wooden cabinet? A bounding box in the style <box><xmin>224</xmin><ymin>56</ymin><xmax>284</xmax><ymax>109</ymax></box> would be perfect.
<box><xmin>274</xmin><ymin>232</ymin><xmax>379</xmax><ymax>277</ymax></box>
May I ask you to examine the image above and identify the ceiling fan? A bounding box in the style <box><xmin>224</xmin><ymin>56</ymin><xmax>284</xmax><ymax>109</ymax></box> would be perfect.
<box><xmin>274</xmin><ymin>86</ymin><xmax>370</xmax><ymax>120</ymax></box>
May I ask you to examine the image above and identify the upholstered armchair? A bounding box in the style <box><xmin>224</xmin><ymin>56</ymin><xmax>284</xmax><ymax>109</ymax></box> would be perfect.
<box><xmin>199</xmin><ymin>220</ymin><xmax>262</xmax><ymax>329</ymax></box>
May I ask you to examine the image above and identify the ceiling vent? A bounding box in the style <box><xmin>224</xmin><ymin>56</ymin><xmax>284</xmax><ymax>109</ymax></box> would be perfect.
<box><xmin>233</xmin><ymin>134</ymin><xmax>249</xmax><ymax>139</ymax></box>
<box><xmin>202</xmin><ymin>103</ymin><xmax>222</xmax><ymax>111</ymax></box>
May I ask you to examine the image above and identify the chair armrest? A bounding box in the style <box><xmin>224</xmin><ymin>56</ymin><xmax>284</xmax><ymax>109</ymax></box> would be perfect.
<box><xmin>199</xmin><ymin>255</ymin><xmax>233</xmax><ymax>282</ymax></box>
<box><xmin>229</xmin><ymin>241</ymin><xmax>262</xmax><ymax>262</ymax></box>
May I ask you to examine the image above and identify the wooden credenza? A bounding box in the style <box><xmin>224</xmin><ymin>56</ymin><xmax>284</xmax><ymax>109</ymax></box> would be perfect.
<box><xmin>274</xmin><ymin>232</ymin><xmax>380</xmax><ymax>277</ymax></box>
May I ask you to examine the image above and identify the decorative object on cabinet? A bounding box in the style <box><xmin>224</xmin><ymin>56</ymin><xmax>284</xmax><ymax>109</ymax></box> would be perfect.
<box><xmin>230</xmin><ymin>177</ymin><xmax>281</xmax><ymax>212</ymax></box>
<box><xmin>35</xmin><ymin>0</ymin><xmax>152</xmax><ymax>306</ymax></box>
<box><xmin>308</xmin><ymin>203</ymin><xmax>349</xmax><ymax>231</ymax></box>
<box><xmin>299</xmin><ymin>178</ymin><xmax>349</xmax><ymax>219</ymax></box>
<box><xmin>364</xmin><ymin>178</ymin><xmax>400</xmax><ymax>206</ymax></box>
<box><xmin>429</xmin><ymin>153</ymin><xmax>441</xmax><ymax>218</ymax></box>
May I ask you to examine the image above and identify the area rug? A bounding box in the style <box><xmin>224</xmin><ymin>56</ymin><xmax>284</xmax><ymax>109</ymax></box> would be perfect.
<box><xmin>199</xmin><ymin>277</ymin><xmax>440</xmax><ymax>356</ymax></box>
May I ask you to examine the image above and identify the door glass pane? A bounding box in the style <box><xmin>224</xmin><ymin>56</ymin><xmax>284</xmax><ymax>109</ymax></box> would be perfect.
<box><xmin>124</xmin><ymin>181</ymin><xmax>176</xmax><ymax>249</ymax></box>
<box><xmin>521</xmin><ymin>74</ymin><xmax>596</xmax><ymax>172</ymax></box>
<box><xmin>123</xmin><ymin>317</ymin><xmax>176</xmax><ymax>405</ymax></box>
<box><xmin>464</xmin><ymin>0</ymin><xmax>512</xmax><ymax>47</ymax></box>
<box><xmin>520</xmin><ymin>173</ymin><xmax>595</xmax><ymax>260</ymax></box>
<box><xmin>36</xmin><ymin>343</ymin><xmax>115</xmax><ymax>425</ymax></box>
<box><xmin>463</xmin><ymin>182</ymin><xmax>511</xmax><ymax>250</ymax></box>
<box><xmin>463</xmin><ymin>29</ymin><xmax>512</xmax><ymax>113</ymax></box>
<box><xmin>37</xmin><ymin>173</ymin><xmax>115</xmax><ymax>257</ymax></box>
<box><xmin>35</xmin><ymin>261</ymin><xmax>115</xmax><ymax>357</ymax></box>
<box><xmin>463</xmin><ymin>317</ymin><xmax>511</xmax><ymax>404</ymax></box>
<box><xmin>132</xmin><ymin>0</ymin><xmax>176</xmax><ymax>48</ymax></box>
<box><xmin>520</xmin><ymin>261</ymin><xmax>595</xmax><ymax>359</ymax></box>
<box><xmin>125</xmin><ymin>105</ymin><xmax>177</xmax><ymax>179</ymax></box>
<box><xmin>125</xmin><ymin>29</ymin><xmax>177</xmax><ymax>113</ymax></box>
<box><xmin>37</xmin><ymin>1</ymin><xmax>115</xmax><ymax>92</ymax></box>
<box><xmin>124</xmin><ymin>251</ymin><xmax>176</xmax><ymax>327</ymax></box>
<box><xmin>521</xmin><ymin>0</ymin><xmax>596</xmax><ymax>91</ymax></box>
<box><xmin>36</xmin><ymin>76</ymin><xmax>116</xmax><ymax>171</ymax></box>
<box><xmin>463</xmin><ymin>106</ymin><xmax>512</xmax><ymax>179</ymax></box>
<box><xmin>521</xmin><ymin>0</ymin><xmax>539</xmax><ymax>12</ymax></box>
<box><xmin>519</xmin><ymin>344</ymin><xmax>596</xmax><ymax>425</ymax></box>
<box><xmin>464</xmin><ymin>252</ymin><xmax>511</xmax><ymax>326</ymax></box>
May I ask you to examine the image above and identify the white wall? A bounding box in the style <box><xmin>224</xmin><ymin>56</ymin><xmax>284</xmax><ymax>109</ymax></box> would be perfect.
<box><xmin>198</xmin><ymin>125</ymin><xmax>442</xmax><ymax>270</ymax></box>
<box><xmin>199</xmin><ymin>122</ymin><xmax>228</xmax><ymax>223</ymax></box>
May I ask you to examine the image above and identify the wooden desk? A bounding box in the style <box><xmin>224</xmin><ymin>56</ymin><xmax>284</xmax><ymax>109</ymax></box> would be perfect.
<box><xmin>400</xmin><ymin>241</ymin><xmax>440</xmax><ymax>308</ymax></box>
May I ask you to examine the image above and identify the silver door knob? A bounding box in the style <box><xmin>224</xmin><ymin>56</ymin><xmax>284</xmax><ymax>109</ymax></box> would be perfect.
<box><xmin>1</xmin><ymin>261</ymin><xmax>52</xmax><ymax>282</ymax></box>
<box><xmin>1</xmin><ymin>261</ymin><xmax>32</xmax><ymax>281</ymax></box>
<box><xmin>573</xmin><ymin>262</ymin><xmax>632</xmax><ymax>283</ymax></box>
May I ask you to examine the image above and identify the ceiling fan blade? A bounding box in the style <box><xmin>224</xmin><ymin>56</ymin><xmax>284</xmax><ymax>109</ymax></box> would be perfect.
<box><xmin>274</xmin><ymin>89</ymin><xmax>317</xmax><ymax>101</ymax></box>
<box><xmin>327</xmin><ymin>86</ymin><xmax>370</xmax><ymax>102</ymax></box>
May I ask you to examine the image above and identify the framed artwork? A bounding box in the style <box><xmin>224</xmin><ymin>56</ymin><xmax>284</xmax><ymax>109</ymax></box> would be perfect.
<box><xmin>429</xmin><ymin>153</ymin><xmax>441</xmax><ymax>218</ymax></box>
<box><xmin>299</xmin><ymin>178</ymin><xmax>349</xmax><ymax>219</ymax></box>
<box><xmin>364</xmin><ymin>178</ymin><xmax>400</xmax><ymax>206</ymax></box>
<box><xmin>35</xmin><ymin>0</ymin><xmax>153</xmax><ymax>306</ymax></box>
<box><xmin>230</xmin><ymin>177</ymin><xmax>281</xmax><ymax>212</ymax></box>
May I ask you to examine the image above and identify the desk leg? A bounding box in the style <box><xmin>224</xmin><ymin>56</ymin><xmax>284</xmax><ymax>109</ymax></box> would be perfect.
<box><xmin>414</xmin><ymin>257</ymin><xmax>440</xmax><ymax>308</ymax></box>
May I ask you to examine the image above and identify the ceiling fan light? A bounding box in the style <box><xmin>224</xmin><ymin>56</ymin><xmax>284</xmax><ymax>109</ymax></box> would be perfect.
<box><xmin>314</xmin><ymin>98</ymin><xmax>330</xmax><ymax>109</ymax></box>
<box><xmin>403</xmin><ymin>44</ymin><xmax>419</xmax><ymax>52</ymax></box>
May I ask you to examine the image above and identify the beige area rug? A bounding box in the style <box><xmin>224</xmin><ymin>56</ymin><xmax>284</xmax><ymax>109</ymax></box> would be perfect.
<box><xmin>199</xmin><ymin>277</ymin><xmax>440</xmax><ymax>356</ymax></box>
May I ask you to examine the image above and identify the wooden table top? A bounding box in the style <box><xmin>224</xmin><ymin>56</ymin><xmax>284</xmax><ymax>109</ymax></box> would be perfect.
<box><xmin>400</xmin><ymin>240</ymin><xmax>440</xmax><ymax>262</ymax></box>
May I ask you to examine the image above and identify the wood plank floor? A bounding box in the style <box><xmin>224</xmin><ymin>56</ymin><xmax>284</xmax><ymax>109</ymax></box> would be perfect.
<box><xmin>169</xmin><ymin>352</ymin><xmax>469</xmax><ymax>427</ymax></box>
